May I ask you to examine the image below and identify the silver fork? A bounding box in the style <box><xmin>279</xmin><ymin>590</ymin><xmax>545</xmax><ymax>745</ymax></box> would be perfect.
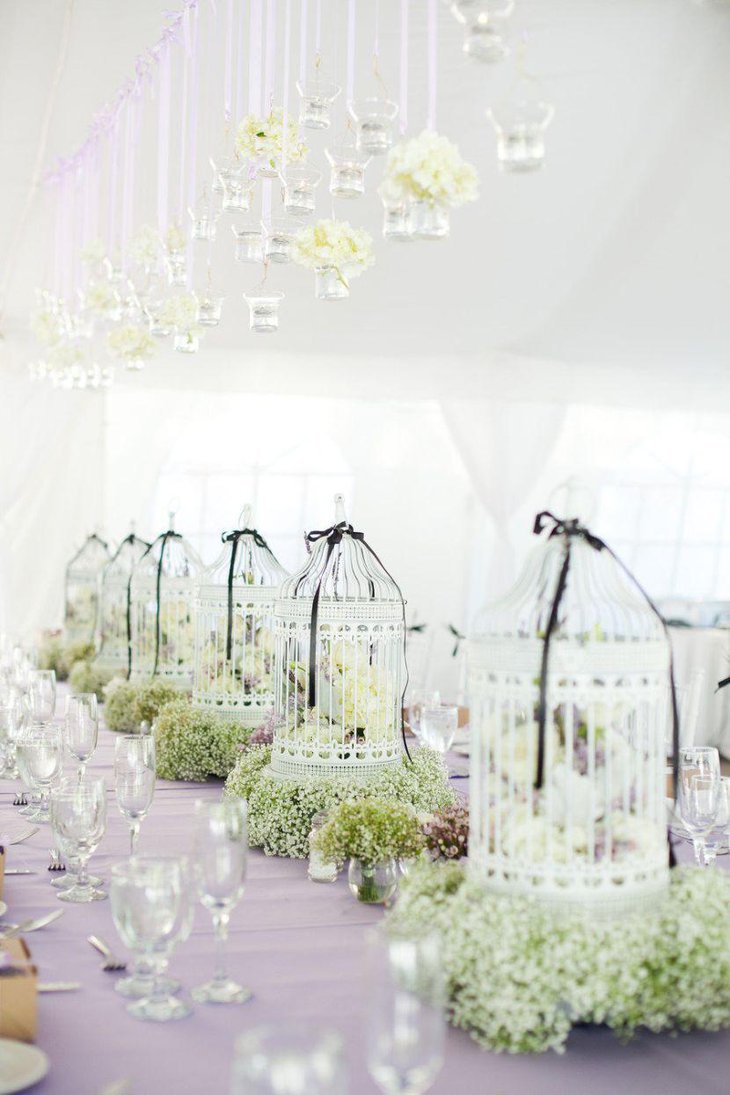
<box><xmin>88</xmin><ymin>935</ymin><xmax>127</xmax><ymax>972</ymax></box>
<box><xmin>12</xmin><ymin>792</ymin><xmax>28</xmax><ymax>807</ymax></box>
<box><xmin>48</xmin><ymin>848</ymin><xmax>66</xmax><ymax>872</ymax></box>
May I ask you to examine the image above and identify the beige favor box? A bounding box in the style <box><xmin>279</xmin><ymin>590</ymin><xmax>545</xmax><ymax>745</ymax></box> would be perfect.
<box><xmin>0</xmin><ymin>938</ymin><xmax>38</xmax><ymax>1042</ymax></box>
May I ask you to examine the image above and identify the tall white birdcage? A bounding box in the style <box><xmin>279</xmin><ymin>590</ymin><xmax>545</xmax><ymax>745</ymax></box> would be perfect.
<box><xmin>468</xmin><ymin>511</ymin><xmax>672</xmax><ymax>912</ymax></box>
<box><xmin>272</xmin><ymin>494</ymin><xmax>407</xmax><ymax>780</ymax></box>
<box><xmin>64</xmin><ymin>533</ymin><xmax>111</xmax><ymax>643</ymax></box>
<box><xmin>129</xmin><ymin>516</ymin><xmax>203</xmax><ymax>686</ymax></box>
<box><xmin>193</xmin><ymin>506</ymin><xmax>288</xmax><ymax>722</ymax></box>
<box><xmin>95</xmin><ymin>530</ymin><xmax>151</xmax><ymax>673</ymax></box>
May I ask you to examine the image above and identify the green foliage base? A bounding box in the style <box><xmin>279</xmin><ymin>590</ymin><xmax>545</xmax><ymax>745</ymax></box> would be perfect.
<box><xmin>387</xmin><ymin>860</ymin><xmax>730</xmax><ymax>1054</ymax></box>
<box><xmin>224</xmin><ymin>745</ymin><xmax>456</xmax><ymax>859</ymax></box>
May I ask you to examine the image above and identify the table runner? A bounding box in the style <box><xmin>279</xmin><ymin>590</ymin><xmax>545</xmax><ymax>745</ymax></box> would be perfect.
<box><xmin>1</xmin><ymin>695</ymin><xmax>729</xmax><ymax>1094</ymax></box>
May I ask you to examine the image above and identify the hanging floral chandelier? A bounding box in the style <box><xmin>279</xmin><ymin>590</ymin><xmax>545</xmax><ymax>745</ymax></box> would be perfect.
<box><xmin>27</xmin><ymin>0</ymin><xmax>552</xmax><ymax>389</ymax></box>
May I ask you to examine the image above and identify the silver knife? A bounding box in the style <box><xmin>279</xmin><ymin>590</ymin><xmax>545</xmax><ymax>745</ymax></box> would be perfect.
<box><xmin>4</xmin><ymin>868</ymin><xmax>35</xmax><ymax>875</ymax></box>
<box><xmin>38</xmin><ymin>981</ymin><xmax>82</xmax><ymax>993</ymax></box>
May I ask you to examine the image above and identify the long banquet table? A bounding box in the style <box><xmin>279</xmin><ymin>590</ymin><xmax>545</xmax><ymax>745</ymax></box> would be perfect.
<box><xmin>2</xmin><ymin>701</ymin><xmax>730</xmax><ymax>1095</ymax></box>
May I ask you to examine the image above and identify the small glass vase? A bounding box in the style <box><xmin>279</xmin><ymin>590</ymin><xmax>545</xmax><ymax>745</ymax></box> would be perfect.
<box><xmin>325</xmin><ymin>144</ymin><xmax>371</xmax><ymax>198</ymax></box>
<box><xmin>348</xmin><ymin>98</ymin><xmax>399</xmax><ymax>155</ymax></box>
<box><xmin>232</xmin><ymin>225</ymin><xmax>265</xmax><ymax>264</ymax></box>
<box><xmin>307</xmin><ymin>812</ymin><xmax>338</xmax><ymax>883</ymax></box>
<box><xmin>282</xmin><ymin>163</ymin><xmax>322</xmax><ymax>217</ymax></box>
<box><xmin>222</xmin><ymin>175</ymin><xmax>255</xmax><ymax>214</ymax></box>
<box><xmin>174</xmin><ymin>331</ymin><xmax>199</xmax><ymax>353</ymax></box>
<box><xmin>243</xmin><ymin>291</ymin><xmax>284</xmax><ymax>333</ymax></box>
<box><xmin>314</xmin><ymin>266</ymin><xmax>349</xmax><ymax>301</ymax></box>
<box><xmin>264</xmin><ymin>220</ymin><xmax>297</xmax><ymax>264</ymax></box>
<box><xmin>197</xmin><ymin>294</ymin><xmax>225</xmax><ymax>327</ymax></box>
<box><xmin>296</xmin><ymin>78</ymin><xmax>341</xmax><ymax>129</ymax></box>
<box><xmin>166</xmin><ymin>253</ymin><xmax>187</xmax><ymax>287</ymax></box>
<box><xmin>408</xmin><ymin>200</ymin><xmax>450</xmax><ymax>241</ymax></box>
<box><xmin>378</xmin><ymin>186</ymin><xmax>413</xmax><ymax>242</ymax></box>
<box><xmin>487</xmin><ymin>100</ymin><xmax>555</xmax><ymax>173</ymax></box>
<box><xmin>347</xmin><ymin>859</ymin><xmax>398</xmax><ymax>905</ymax></box>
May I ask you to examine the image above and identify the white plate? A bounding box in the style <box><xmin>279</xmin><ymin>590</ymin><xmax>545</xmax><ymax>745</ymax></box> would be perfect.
<box><xmin>0</xmin><ymin>1039</ymin><xmax>49</xmax><ymax>1094</ymax></box>
<box><xmin>0</xmin><ymin>901</ymin><xmax>7</xmax><ymax>918</ymax></box>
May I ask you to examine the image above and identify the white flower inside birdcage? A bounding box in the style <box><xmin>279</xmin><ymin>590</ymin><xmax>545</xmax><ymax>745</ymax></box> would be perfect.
<box><xmin>64</xmin><ymin>533</ymin><xmax>111</xmax><ymax>643</ymax></box>
<box><xmin>271</xmin><ymin>494</ymin><xmax>407</xmax><ymax>780</ymax></box>
<box><xmin>94</xmin><ymin>531</ymin><xmax>151</xmax><ymax>673</ymax></box>
<box><xmin>129</xmin><ymin>518</ymin><xmax>203</xmax><ymax>686</ymax></box>
<box><xmin>193</xmin><ymin>507</ymin><xmax>288</xmax><ymax>723</ymax></box>
<box><xmin>468</xmin><ymin>512</ymin><xmax>672</xmax><ymax>912</ymax></box>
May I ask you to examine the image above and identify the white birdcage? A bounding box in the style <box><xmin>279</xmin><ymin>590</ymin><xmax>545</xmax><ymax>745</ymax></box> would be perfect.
<box><xmin>468</xmin><ymin>511</ymin><xmax>672</xmax><ymax>912</ymax></box>
<box><xmin>272</xmin><ymin>494</ymin><xmax>407</xmax><ymax>780</ymax></box>
<box><xmin>94</xmin><ymin>530</ymin><xmax>151</xmax><ymax>673</ymax></box>
<box><xmin>64</xmin><ymin>533</ymin><xmax>111</xmax><ymax>643</ymax></box>
<box><xmin>193</xmin><ymin>506</ymin><xmax>288</xmax><ymax>722</ymax></box>
<box><xmin>129</xmin><ymin>516</ymin><xmax>203</xmax><ymax>686</ymax></box>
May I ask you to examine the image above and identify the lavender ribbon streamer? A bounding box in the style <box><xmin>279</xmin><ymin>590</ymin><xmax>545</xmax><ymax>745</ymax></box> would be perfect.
<box><xmin>108</xmin><ymin>120</ymin><xmax>120</xmax><ymax>256</ymax></box>
<box><xmin>224</xmin><ymin>0</ymin><xmax>233</xmax><ymax>121</ymax></box>
<box><xmin>282</xmin><ymin>0</ymin><xmax>291</xmax><ymax>164</ymax></box>
<box><xmin>347</xmin><ymin>0</ymin><xmax>356</xmax><ymax>106</ymax></box>
<box><xmin>427</xmin><ymin>0</ymin><xmax>437</xmax><ymax>130</ymax></box>
<box><xmin>178</xmin><ymin>8</ymin><xmax>190</xmax><ymax>220</ymax></box>
<box><xmin>315</xmin><ymin>0</ymin><xmax>322</xmax><ymax>56</ymax></box>
<box><xmin>236</xmin><ymin>0</ymin><xmax>246</xmax><ymax>120</ymax></box>
<box><xmin>264</xmin><ymin>0</ymin><xmax>277</xmax><ymax>112</ymax></box>
<box><xmin>400</xmin><ymin>0</ymin><xmax>408</xmax><ymax>135</ymax></box>
<box><xmin>299</xmin><ymin>0</ymin><xmax>308</xmax><ymax>83</ymax></box>
<box><xmin>249</xmin><ymin>0</ymin><xmax>263</xmax><ymax>114</ymax></box>
<box><xmin>187</xmin><ymin>4</ymin><xmax>200</xmax><ymax>289</ymax></box>
<box><xmin>157</xmin><ymin>43</ymin><xmax>171</xmax><ymax>235</ymax></box>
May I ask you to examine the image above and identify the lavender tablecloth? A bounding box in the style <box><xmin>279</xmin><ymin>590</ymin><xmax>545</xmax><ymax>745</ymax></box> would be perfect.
<box><xmin>1</xmin><ymin>702</ymin><xmax>729</xmax><ymax>1095</ymax></box>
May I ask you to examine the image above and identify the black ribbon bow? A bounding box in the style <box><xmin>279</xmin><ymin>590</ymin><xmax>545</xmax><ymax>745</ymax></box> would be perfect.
<box><xmin>447</xmin><ymin>623</ymin><xmax>466</xmax><ymax>658</ymax></box>
<box><xmin>407</xmin><ymin>623</ymin><xmax>427</xmax><ymax>634</ymax></box>
<box><xmin>532</xmin><ymin>511</ymin><xmax>680</xmax><ymax>862</ymax></box>
<box><xmin>293</xmin><ymin>521</ymin><xmax>412</xmax><ymax>761</ymax></box>
<box><xmin>221</xmin><ymin>527</ymin><xmax>270</xmax><ymax>661</ymax></box>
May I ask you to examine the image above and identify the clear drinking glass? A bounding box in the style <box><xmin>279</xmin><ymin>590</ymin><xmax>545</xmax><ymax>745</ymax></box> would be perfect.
<box><xmin>115</xmin><ymin>734</ymin><xmax>156</xmax><ymax>855</ymax></box>
<box><xmin>407</xmin><ymin>691</ymin><xmax>441</xmax><ymax>740</ymax></box>
<box><xmin>192</xmin><ymin>799</ymin><xmax>250</xmax><ymax>1004</ymax></box>
<box><xmin>679</xmin><ymin>745</ymin><xmax>721</xmax><ymax>861</ymax></box>
<box><xmin>28</xmin><ymin>669</ymin><xmax>56</xmax><ymax>724</ymax></box>
<box><xmin>702</xmin><ymin>776</ymin><xmax>730</xmax><ymax>865</ymax></box>
<box><xmin>231</xmin><ymin>1023</ymin><xmax>346</xmax><ymax>1094</ymax></box>
<box><xmin>15</xmin><ymin>725</ymin><xmax>62</xmax><ymax>821</ymax></box>
<box><xmin>366</xmin><ymin>928</ymin><xmax>445</xmax><ymax>1094</ymax></box>
<box><xmin>682</xmin><ymin>774</ymin><xmax>721</xmax><ymax>866</ymax></box>
<box><xmin>64</xmin><ymin>693</ymin><xmax>99</xmax><ymax>781</ymax></box>
<box><xmin>51</xmin><ymin>777</ymin><xmax>107</xmax><ymax>901</ymax></box>
<box><xmin>419</xmin><ymin>704</ymin><xmax>458</xmax><ymax>754</ymax></box>
<box><xmin>110</xmin><ymin>857</ymin><xmax>191</xmax><ymax>1021</ymax></box>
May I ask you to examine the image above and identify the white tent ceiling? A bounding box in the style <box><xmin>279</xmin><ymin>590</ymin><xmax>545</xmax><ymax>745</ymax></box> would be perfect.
<box><xmin>1</xmin><ymin>0</ymin><xmax>729</xmax><ymax>393</ymax></box>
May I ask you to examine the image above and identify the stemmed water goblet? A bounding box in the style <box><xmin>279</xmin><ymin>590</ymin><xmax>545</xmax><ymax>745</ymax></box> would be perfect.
<box><xmin>682</xmin><ymin>774</ymin><xmax>722</xmax><ymax>867</ymax></box>
<box><xmin>366</xmin><ymin>928</ymin><xmax>445</xmax><ymax>1094</ymax></box>
<box><xmin>28</xmin><ymin>669</ymin><xmax>56</xmax><ymax>724</ymax></box>
<box><xmin>407</xmin><ymin>690</ymin><xmax>441</xmax><ymax>740</ymax></box>
<box><xmin>419</xmin><ymin>704</ymin><xmax>459</xmax><ymax>755</ymax></box>
<box><xmin>231</xmin><ymin>1024</ymin><xmax>346</xmax><ymax>1094</ymax></box>
<box><xmin>192</xmin><ymin>798</ymin><xmax>250</xmax><ymax>1005</ymax></box>
<box><xmin>114</xmin><ymin>734</ymin><xmax>156</xmax><ymax>855</ymax></box>
<box><xmin>679</xmin><ymin>746</ymin><xmax>721</xmax><ymax>864</ymax></box>
<box><xmin>64</xmin><ymin>693</ymin><xmax>99</xmax><ymax>781</ymax></box>
<box><xmin>700</xmin><ymin>776</ymin><xmax>730</xmax><ymax>865</ymax></box>
<box><xmin>50</xmin><ymin>777</ymin><xmax>107</xmax><ymax>901</ymax></box>
<box><xmin>110</xmin><ymin>856</ymin><xmax>191</xmax><ymax>1021</ymax></box>
<box><xmin>15</xmin><ymin>725</ymin><xmax>62</xmax><ymax>821</ymax></box>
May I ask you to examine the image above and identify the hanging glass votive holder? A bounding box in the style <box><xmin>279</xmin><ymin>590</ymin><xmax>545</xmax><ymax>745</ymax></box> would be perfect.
<box><xmin>487</xmin><ymin>100</ymin><xmax>555</xmax><ymax>172</ymax></box>
<box><xmin>188</xmin><ymin>195</ymin><xmax>220</xmax><ymax>242</ymax></box>
<box><xmin>166</xmin><ymin>252</ymin><xmax>187</xmax><ymax>287</ymax></box>
<box><xmin>145</xmin><ymin>298</ymin><xmax>173</xmax><ymax>338</ymax></box>
<box><xmin>296</xmin><ymin>79</ymin><xmax>341</xmax><ymax>130</ymax></box>
<box><xmin>314</xmin><ymin>266</ymin><xmax>349</xmax><ymax>301</ymax></box>
<box><xmin>124</xmin><ymin>356</ymin><xmax>146</xmax><ymax>372</ymax></box>
<box><xmin>281</xmin><ymin>164</ymin><xmax>322</xmax><ymax>217</ymax></box>
<box><xmin>221</xmin><ymin>173</ymin><xmax>255</xmax><ymax>215</ymax></box>
<box><xmin>197</xmin><ymin>293</ymin><xmax>225</xmax><ymax>327</ymax></box>
<box><xmin>232</xmin><ymin>224</ymin><xmax>265</xmax><ymax>264</ymax></box>
<box><xmin>325</xmin><ymin>143</ymin><xmax>371</xmax><ymax>199</ymax></box>
<box><xmin>174</xmin><ymin>330</ymin><xmax>200</xmax><ymax>354</ymax></box>
<box><xmin>243</xmin><ymin>290</ymin><xmax>284</xmax><ymax>334</ymax></box>
<box><xmin>450</xmin><ymin>1</ymin><xmax>514</xmax><ymax>62</ymax></box>
<box><xmin>264</xmin><ymin>220</ymin><xmax>297</xmax><ymax>264</ymax></box>
<box><xmin>378</xmin><ymin>185</ymin><xmax>413</xmax><ymax>243</ymax></box>
<box><xmin>408</xmin><ymin>201</ymin><xmax>451</xmax><ymax>241</ymax></box>
<box><xmin>348</xmin><ymin>99</ymin><xmax>399</xmax><ymax>155</ymax></box>
<box><xmin>104</xmin><ymin>256</ymin><xmax>126</xmax><ymax>286</ymax></box>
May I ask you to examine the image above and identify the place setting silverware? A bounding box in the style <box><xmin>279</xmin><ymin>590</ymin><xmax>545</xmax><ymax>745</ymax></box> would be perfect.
<box><xmin>48</xmin><ymin>848</ymin><xmax>66</xmax><ymax>872</ymax></box>
<box><xmin>12</xmin><ymin>792</ymin><xmax>28</xmax><ymax>807</ymax></box>
<box><xmin>38</xmin><ymin>981</ymin><xmax>82</xmax><ymax>993</ymax></box>
<box><xmin>0</xmin><ymin>909</ymin><xmax>65</xmax><ymax>940</ymax></box>
<box><xmin>4</xmin><ymin>868</ymin><xmax>36</xmax><ymax>875</ymax></box>
<box><xmin>88</xmin><ymin>935</ymin><xmax>127</xmax><ymax>972</ymax></box>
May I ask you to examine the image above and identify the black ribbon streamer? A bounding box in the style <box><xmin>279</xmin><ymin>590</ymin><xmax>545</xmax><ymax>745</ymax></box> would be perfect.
<box><xmin>447</xmin><ymin>623</ymin><xmax>466</xmax><ymax>658</ymax></box>
<box><xmin>294</xmin><ymin>521</ymin><xmax>412</xmax><ymax>762</ymax></box>
<box><xmin>533</xmin><ymin>511</ymin><xmax>680</xmax><ymax>864</ymax></box>
<box><xmin>116</xmin><ymin>534</ymin><xmax>151</xmax><ymax>679</ymax></box>
<box><xmin>221</xmin><ymin>527</ymin><xmax>270</xmax><ymax>661</ymax></box>
<box><xmin>407</xmin><ymin>623</ymin><xmax>427</xmax><ymax>634</ymax></box>
<box><xmin>137</xmin><ymin>529</ymin><xmax>183</xmax><ymax>678</ymax></box>
<box><xmin>716</xmin><ymin>676</ymin><xmax>730</xmax><ymax>692</ymax></box>
<box><xmin>65</xmin><ymin>533</ymin><xmax>110</xmax><ymax>643</ymax></box>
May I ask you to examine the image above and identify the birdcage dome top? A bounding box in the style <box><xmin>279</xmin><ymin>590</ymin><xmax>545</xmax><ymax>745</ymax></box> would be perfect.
<box><xmin>66</xmin><ymin>532</ymin><xmax>110</xmax><ymax>577</ymax></box>
<box><xmin>132</xmin><ymin>518</ymin><xmax>203</xmax><ymax>584</ymax></box>
<box><xmin>279</xmin><ymin>495</ymin><xmax>402</xmax><ymax>604</ymax></box>
<box><xmin>474</xmin><ymin>513</ymin><xmax>666</xmax><ymax>646</ymax></box>
<box><xmin>204</xmin><ymin>506</ymin><xmax>288</xmax><ymax>588</ymax></box>
<box><xmin>104</xmin><ymin>530</ymin><xmax>151</xmax><ymax>582</ymax></box>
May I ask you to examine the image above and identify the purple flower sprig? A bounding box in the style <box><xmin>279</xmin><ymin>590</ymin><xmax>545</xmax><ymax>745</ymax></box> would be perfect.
<box><xmin>423</xmin><ymin>803</ymin><xmax>469</xmax><ymax>860</ymax></box>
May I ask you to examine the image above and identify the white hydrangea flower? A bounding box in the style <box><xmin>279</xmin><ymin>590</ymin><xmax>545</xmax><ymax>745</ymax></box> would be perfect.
<box><xmin>235</xmin><ymin>107</ymin><xmax>308</xmax><ymax>168</ymax></box>
<box><xmin>128</xmin><ymin>225</ymin><xmax>161</xmax><ymax>268</ymax></box>
<box><xmin>293</xmin><ymin>219</ymin><xmax>375</xmax><ymax>279</ymax></box>
<box><xmin>107</xmin><ymin>324</ymin><xmax>155</xmax><ymax>361</ymax></box>
<box><xmin>157</xmin><ymin>291</ymin><xmax>200</xmax><ymax>333</ymax></box>
<box><xmin>384</xmin><ymin>130</ymin><xmax>478</xmax><ymax>207</ymax></box>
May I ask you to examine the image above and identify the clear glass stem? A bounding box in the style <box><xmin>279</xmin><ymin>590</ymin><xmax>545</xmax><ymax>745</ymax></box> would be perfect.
<box><xmin>148</xmin><ymin>954</ymin><xmax>170</xmax><ymax>1003</ymax></box>
<box><xmin>78</xmin><ymin>761</ymin><xmax>87</xmax><ymax>784</ymax></box>
<box><xmin>692</xmin><ymin>837</ymin><xmax>705</xmax><ymax>865</ymax></box>
<box><xmin>76</xmin><ymin>853</ymin><xmax>90</xmax><ymax>891</ymax></box>
<box><xmin>213</xmin><ymin>910</ymin><xmax>230</xmax><ymax>985</ymax></box>
<box><xmin>130</xmin><ymin>821</ymin><xmax>140</xmax><ymax>856</ymax></box>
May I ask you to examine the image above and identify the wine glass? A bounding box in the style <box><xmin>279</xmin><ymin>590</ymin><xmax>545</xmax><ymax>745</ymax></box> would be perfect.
<box><xmin>115</xmin><ymin>735</ymin><xmax>156</xmax><ymax>855</ymax></box>
<box><xmin>110</xmin><ymin>857</ymin><xmax>191</xmax><ymax>1021</ymax></box>
<box><xmin>64</xmin><ymin>693</ymin><xmax>99</xmax><ymax>781</ymax></box>
<box><xmin>682</xmin><ymin>774</ymin><xmax>721</xmax><ymax>867</ymax></box>
<box><xmin>701</xmin><ymin>776</ymin><xmax>730</xmax><ymax>866</ymax></box>
<box><xmin>0</xmin><ymin>693</ymin><xmax>26</xmax><ymax>778</ymax></box>
<box><xmin>192</xmin><ymin>799</ymin><xmax>250</xmax><ymax>1005</ymax></box>
<box><xmin>15</xmin><ymin>725</ymin><xmax>62</xmax><ymax>821</ymax></box>
<box><xmin>679</xmin><ymin>746</ymin><xmax>721</xmax><ymax>863</ymax></box>
<box><xmin>407</xmin><ymin>690</ymin><xmax>441</xmax><ymax>740</ymax></box>
<box><xmin>419</xmin><ymin>705</ymin><xmax>459</xmax><ymax>755</ymax></box>
<box><xmin>50</xmin><ymin>777</ymin><xmax>107</xmax><ymax>902</ymax></box>
<box><xmin>28</xmin><ymin>669</ymin><xmax>56</xmax><ymax>724</ymax></box>
<box><xmin>366</xmin><ymin>928</ymin><xmax>445</xmax><ymax>1095</ymax></box>
<box><xmin>231</xmin><ymin>1024</ymin><xmax>346</xmax><ymax>1094</ymax></box>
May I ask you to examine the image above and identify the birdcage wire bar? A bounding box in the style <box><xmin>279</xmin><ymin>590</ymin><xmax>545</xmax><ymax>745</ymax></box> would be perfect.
<box><xmin>64</xmin><ymin>533</ymin><xmax>111</xmax><ymax>644</ymax></box>
<box><xmin>95</xmin><ymin>532</ymin><xmax>151</xmax><ymax>672</ymax></box>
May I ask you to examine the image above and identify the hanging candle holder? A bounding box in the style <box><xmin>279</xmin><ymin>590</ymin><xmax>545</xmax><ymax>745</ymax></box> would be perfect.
<box><xmin>197</xmin><ymin>291</ymin><xmax>225</xmax><ymax>327</ymax></box>
<box><xmin>314</xmin><ymin>267</ymin><xmax>349</xmax><ymax>302</ymax></box>
<box><xmin>243</xmin><ymin>290</ymin><xmax>284</xmax><ymax>334</ymax></box>
<box><xmin>263</xmin><ymin>220</ymin><xmax>298</xmax><ymax>264</ymax></box>
<box><xmin>450</xmin><ymin>0</ymin><xmax>514</xmax><ymax>62</ymax></box>
<box><xmin>281</xmin><ymin>163</ymin><xmax>322</xmax><ymax>217</ymax></box>
<box><xmin>296</xmin><ymin>78</ymin><xmax>341</xmax><ymax>130</ymax></box>
<box><xmin>408</xmin><ymin>201</ymin><xmax>451</xmax><ymax>241</ymax></box>
<box><xmin>165</xmin><ymin>253</ymin><xmax>187</xmax><ymax>287</ymax></box>
<box><xmin>232</xmin><ymin>224</ymin><xmax>265</xmax><ymax>264</ymax></box>
<box><xmin>174</xmin><ymin>330</ymin><xmax>200</xmax><ymax>354</ymax></box>
<box><xmin>124</xmin><ymin>357</ymin><xmax>146</xmax><ymax>372</ymax></box>
<box><xmin>222</xmin><ymin>170</ymin><xmax>256</xmax><ymax>215</ymax></box>
<box><xmin>193</xmin><ymin>505</ymin><xmax>289</xmax><ymax>723</ymax></box>
<box><xmin>188</xmin><ymin>190</ymin><xmax>220</xmax><ymax>242</ymax></box>
<box><xmin>325</xmin><ymin>142</ymin><xmax>371</xmax><ymax>199</ymax></box>
<box><xmin>377</xmin><ymin>185</ymin><xmax>412</xmax><ymax>242</ymax></box>
<box><xmin>129</xmin><ymin>516</ymin><xmax>203</xmax><ymax>687</ymax></box>
<box><xmin>487</xmin><ymin>98</ymin><xmax>555</xmax><ymax>172</ymax></box>
<box><xmin>348</xmin><ymin>99</ymin><xmax>399</xmax><ymax>155</ymax></box>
